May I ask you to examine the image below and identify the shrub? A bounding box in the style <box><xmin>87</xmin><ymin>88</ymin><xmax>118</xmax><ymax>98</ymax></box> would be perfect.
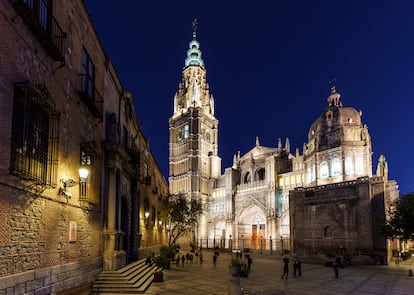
<box><xmin>159</xmin><ymin>245</ymin><xmax>175</xmax><ymax>260</ymax></box>
<box><xmin>153</xmin><ymin>254</ymin><xmax>170</xmax><ymax>268</ymax></box>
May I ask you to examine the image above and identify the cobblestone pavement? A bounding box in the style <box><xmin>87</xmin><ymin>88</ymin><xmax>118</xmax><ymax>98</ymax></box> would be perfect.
<box><xmin>143</xmin><ymin>250</ymin><xmax>414</xmax><ymax>295</ymax></box>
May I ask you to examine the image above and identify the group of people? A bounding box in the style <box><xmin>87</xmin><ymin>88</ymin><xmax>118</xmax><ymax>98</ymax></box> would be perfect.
<box><xmin>281</xmin><ymin>257</ymin><xmax>302</xmax><ymax>279</ymax></box>
<box><xmin>282</xmin><ymin>257</ymin><xmax>342</xmax><ymax>279</ymax></box>
<box><xmin>176</xmin><ymin>251</ymin><xmax>204</xmax><ymax>266</ymax></box>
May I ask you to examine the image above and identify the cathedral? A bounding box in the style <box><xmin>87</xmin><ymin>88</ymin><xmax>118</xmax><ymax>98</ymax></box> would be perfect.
<box><xmin>169</xmin><ymin>25</ymin><xmax>399</xmax><ymax>263</ymax></box>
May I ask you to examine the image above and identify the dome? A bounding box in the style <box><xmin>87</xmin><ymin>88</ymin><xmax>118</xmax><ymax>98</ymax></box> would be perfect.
<box><xmin>307</xmin><ymin>87</ymin><xmax>363</xmax><ymax>148</ymax></box>
<box><xmin>308</xmin><ymin>107</ymin><xmax>362</xmax><ymax>141</ymax></box>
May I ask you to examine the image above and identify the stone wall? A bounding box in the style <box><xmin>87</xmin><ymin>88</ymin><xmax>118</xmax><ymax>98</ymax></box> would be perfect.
<box><xmin>290</xmin><ymin>177</ymin><xmax>388</xmax><ymax>263</ymax></box>
<box><xmin>0</xmin><ymin>257</ymin><xmax>101</xmax><ymax>295</ymax></box>
<box><xmin>0</xmin><ymin>0</ymin><xmax>104</xmax><ymax>292</ymax></box>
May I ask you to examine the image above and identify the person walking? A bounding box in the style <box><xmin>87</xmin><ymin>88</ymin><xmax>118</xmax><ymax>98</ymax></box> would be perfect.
<box><xmin>333</xmin><ymin>261</ymin><xmax>339</xmax><ymax>278</ymax></box>
<box><xmin>181</xmin><ymin>255</ymin><xmax>186</xmax><ymax>267</ymax></box>
<box><xmin>281</xmin><ymin>258</ymin><xmax>289</xmax><ymax>279</ymax></box>
<box><xmin>293</xmin><ymin>260</ymin><xmax>298</xmax><ymax>277</ymax></box>
<box><xmin>213</xmin><ymin>254</ymin><xmax>217</xmax><ymax>266</ymax></box>
<box><xmin>296</xmin><ymin>259</ymin><xmax>302</xmax><ymax>276</ymax></box>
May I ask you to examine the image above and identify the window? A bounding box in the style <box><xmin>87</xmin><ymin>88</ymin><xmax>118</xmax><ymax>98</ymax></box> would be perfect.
<box><xmin>345</xmin><ymin>157</ymin><xmax>353</xmax><ymax>175</ymax></box>
<box><xmin>311</xmin><ymin>164</ymin><xmax>316</xmax><ymax>181</ymax></box>
<box><xmin>81</xmin><ymin>47</ymin><xmax>95</xmax><ymax>101</ymax></box>
<box><xmin>355</xmin><ymin>157</ymin><xmax>364</xmax><ymax>175</ymax></box>
<box><xmin>324</xmin><ymin>226</ymin><xmax>333</xmax><ymax>238</ymax></box>
<box><xmin>306</xmin><ymin>166</ymin><xmax>312</xmax><ymax>184</ymax></box>
<box><xmin>18</xmin><ymin>0</ymin><xmax>52</xmax><ymax>31</ymax></box>
<box><xmin>10</xmin><ymin>82</ymin><xmax>59</xmax><ymax>187</ymax></box>
<box><xmin>320</xmin><ymin>161</ymin><xmax>329</xmax><ymax>178</ymax></box>
<box><xmin>12</xmin><ymin>0</ymin><xmax>66</xmax><ymax>61</ymax></box>
<box><xmin>256</xmin><ymin>168</ymin><xmax>265</xmax><ymax>181</ymax></box>
<box><xmin>123</xmin><ymin>126</ymin><xmax>129</xmax><ymax>148</ymax></box>
<box><xmin>183</xmin><ymin>124</ymin><xmax>189</xmax><ymax>139</ymax></box>
<box><xmin>331</xmin><ymin>158</ymin><xmax>342</xmax><ymax>176</ymax></box>
<box><xmin>80</xmin><ymin>145</ymin><xmax>93</xmax><ymax>198</ymax></box>
<box><xmin>244</xmin><ymin>172</ymin><xmax>251</xmax><ymax>184</ymax></box>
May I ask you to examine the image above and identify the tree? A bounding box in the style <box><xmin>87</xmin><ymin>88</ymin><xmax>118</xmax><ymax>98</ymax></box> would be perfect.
<box><xmin>159</xmin><ymin>194</ymin><xmax>203</xmax><ymax>246</ymax></box>
<box><xmin>383</xmin><ymin>193</ymin><xmax>414</xmax><ymax>242</ymax></box>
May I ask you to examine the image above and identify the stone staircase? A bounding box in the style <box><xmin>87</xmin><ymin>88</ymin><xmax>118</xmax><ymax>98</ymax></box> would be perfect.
<box><xmin>91</xmin><ymin>259</ymin><xmax>161</xmax><ymax>294</ymax></box>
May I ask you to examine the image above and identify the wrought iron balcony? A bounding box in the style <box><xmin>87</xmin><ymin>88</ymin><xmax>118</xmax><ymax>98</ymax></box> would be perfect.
<box><xmin>79</xmin><ymin>77</ymin><xmax>103</xmax><ymax>119</ymax></box>
<box><xmin>126</xmin><ymin>143</ymin><xmax>140</xmax><ymax>164</ymax></box>
<box><xmin>13</xmin><ymin>0</ymin><xmax>66</xmax><ymax>62</ymax></box>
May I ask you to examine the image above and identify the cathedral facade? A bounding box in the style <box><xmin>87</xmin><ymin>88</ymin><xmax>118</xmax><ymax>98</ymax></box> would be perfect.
<box><xmin>169</xmin><ymin>27</ymin><xmax>399</xmax><ymax>262</ymax></box>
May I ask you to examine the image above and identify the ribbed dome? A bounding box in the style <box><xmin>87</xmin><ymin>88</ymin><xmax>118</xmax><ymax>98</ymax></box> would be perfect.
<box><xmin>308</xmin><ymin>107</ymin><xmax>362</xmax><ymax>141</ymax></box>
<box><xmin>307</xmin><ymin>87</ymin><xmax>363</xmax><ymax>147</ymax></box>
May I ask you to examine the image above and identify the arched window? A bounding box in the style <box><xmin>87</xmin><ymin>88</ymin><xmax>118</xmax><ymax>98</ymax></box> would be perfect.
<box><xmin>244</xmin><ymin>172</ymin><xmax>251</xmax><ymax>184</ymax></box>
<box><xmin>345</xmin><ymin>157</ymin><xmax>353</xmax><ymax>175</ymax></box>
<box><xmin>183</xmin><ymin>124</ymin><xmax>189</xmax><ymax>139</ymax></box>
<box><xmin>320</xmin><ymin>161</ymin><xmax>329</xmax><ymax>178</ymax></box>
<box><xmin>311</xmin><ymin>164</ymin><xmax>316</xmax><ymax>181</ymax></box>
<box><xmin>255</xmin><ymin>168</ymin><xmax>265</xmax><ymax>181</ymax></box>
<box><xmin>324</xmin><ymin>226</ymin><xmax>333</xmax><ymax>238</ymax></box>
<box><xmin>331</xmin><ymin>158</ymin><xmax>342</xmax><ymax>176</ymax></box>
<box><xmin>355</xmin><ymin>157</ymin><xmax>364</xmax><ymax>175</ymax></box>
<box><xmin>306</xmin><ymin>166</ymin><xmax>312</xmax><ymax>184</ymax></box>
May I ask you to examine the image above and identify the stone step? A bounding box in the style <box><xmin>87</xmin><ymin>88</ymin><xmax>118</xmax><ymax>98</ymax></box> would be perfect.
<box><xmin>91</xmin><ymin>259</ymin><xmax>161</xmax><ymax>294</ymax></box>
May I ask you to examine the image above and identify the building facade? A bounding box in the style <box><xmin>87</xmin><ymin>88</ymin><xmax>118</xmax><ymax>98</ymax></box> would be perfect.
<box><xmin>169</xmin><ymin>29</ymin><xmax>399</xmax><ymax>263</ymax></box>
<box><xmin>0</xmin><ymin>0</ymin><xmax>167</xmax><ymax>293</ymax></box>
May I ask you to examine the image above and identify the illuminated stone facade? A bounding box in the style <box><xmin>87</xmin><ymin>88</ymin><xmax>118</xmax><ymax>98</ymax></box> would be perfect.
<box><xmin>169</xmin><ymin>30</ymin><xmax>399</xmax><ymax>262</ymax></box>
<box><xmin>169</xmin><ymin>27</ymin><xmax>221</xmax><ymax>241</ymax></box>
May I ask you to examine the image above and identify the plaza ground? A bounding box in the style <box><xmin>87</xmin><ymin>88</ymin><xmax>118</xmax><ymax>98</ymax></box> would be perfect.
<box><xmin>142</xmin><ymin>249</ymin><xmax>414</xmax><ymax>295</ymax></box>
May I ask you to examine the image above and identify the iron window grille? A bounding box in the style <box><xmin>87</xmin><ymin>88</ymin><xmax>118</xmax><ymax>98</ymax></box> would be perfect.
<box><xmin>10</xmin><ymin>82</ymin><xmax>60</xmax><ymax>187</ymax></box>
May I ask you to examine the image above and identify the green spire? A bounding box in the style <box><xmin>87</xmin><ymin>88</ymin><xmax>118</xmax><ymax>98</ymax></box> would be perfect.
<box><xmin>185</xmin><ymin>18</ymin><xmax>204</xmax><ymax>67</ymax></box>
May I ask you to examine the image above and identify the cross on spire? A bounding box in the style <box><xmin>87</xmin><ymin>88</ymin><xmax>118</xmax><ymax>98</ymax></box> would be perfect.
<box><xmin>329</xmin><ymin>79</ymin><xmax>337</xmax><ymax>94</ymax></box>
<box><xmin>192</xmin><ymin>18</ymin><xmax>198</xmax><ymax>39</ymax></box>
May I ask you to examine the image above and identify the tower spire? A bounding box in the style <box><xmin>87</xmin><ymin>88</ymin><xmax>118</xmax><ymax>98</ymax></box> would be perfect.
<box><xmin>185</xmin><ymin>19</ymin><xmax>204</xmax><ymax>68</ymax></box>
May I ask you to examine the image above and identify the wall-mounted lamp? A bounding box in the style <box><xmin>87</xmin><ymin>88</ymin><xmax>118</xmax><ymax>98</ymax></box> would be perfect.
<box><xmin>144</xmin><ymin>212</ymin><xmax>150</xmax><ymax>219</ymax></box>
<box><xmin>60</xmin><ymin>167</ymin><xmax>89</xmax><ymax>197</ymax></box>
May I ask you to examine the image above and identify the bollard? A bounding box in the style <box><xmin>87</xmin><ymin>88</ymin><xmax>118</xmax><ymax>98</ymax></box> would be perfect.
<box><xmin>409</xmin><ymin>269</ymin><xmax>413</xmax><ymax>277</ymax></box>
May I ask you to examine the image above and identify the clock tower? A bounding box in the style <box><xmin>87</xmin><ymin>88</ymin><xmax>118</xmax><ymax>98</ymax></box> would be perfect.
<box><xmin>169</xmin><ymin>20</ymin><xmax>221</xmax><ymax>240</ymax></box>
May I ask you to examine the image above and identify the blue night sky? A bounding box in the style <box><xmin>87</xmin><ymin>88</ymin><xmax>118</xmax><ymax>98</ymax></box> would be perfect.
<box><xmin>85</xmin><ymin>1</ymin><xmax>414</xmax><ymax>194</ymax></box>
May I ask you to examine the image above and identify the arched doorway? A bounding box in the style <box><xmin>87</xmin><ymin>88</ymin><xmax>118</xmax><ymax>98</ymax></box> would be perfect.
<box><xmin>238</xmin><ymin>206</ymin><xmax>266</xmax><ymax>250</ymax></box>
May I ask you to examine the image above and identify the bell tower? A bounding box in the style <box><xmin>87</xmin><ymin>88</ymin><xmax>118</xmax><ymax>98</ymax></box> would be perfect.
<box><xmin>169</xmin><ymin>20</ymin><xmax>221</xmax><ymax>239</ymax></box>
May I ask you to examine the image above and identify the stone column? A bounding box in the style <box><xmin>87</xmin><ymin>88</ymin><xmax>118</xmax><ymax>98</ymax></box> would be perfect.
<box><xmin>103</xmin><ymin>167</ymin><xmax>125</xmax><ymax>270</ymax></box>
